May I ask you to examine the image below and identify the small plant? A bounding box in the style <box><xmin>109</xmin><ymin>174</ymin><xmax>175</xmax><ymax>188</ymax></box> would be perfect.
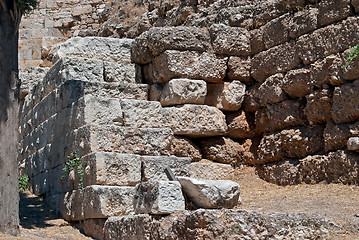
<box><xmin>62</xmin><ymin>153</ymin><xmax>84</xmax><ymax>192</ymax></box>
<box><xmin>18</xmin><ymin>174</ymin><xmax>29</xmax><ymax>192</ymax></box>
<box><xmin>342</xmin><ymin>44</ymin><xmax>359</xmax><ymax>69</ymax></box>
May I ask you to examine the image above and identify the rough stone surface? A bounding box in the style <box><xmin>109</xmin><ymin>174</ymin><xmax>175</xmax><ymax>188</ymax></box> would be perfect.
<box><xmin>310</xmin><ymin>54</ymin><xmax>344</xmax><ymax>87</ymax></box>
<box><xmin>190</xmin><ymin>161</ymin><xmax>235</xmax><ymax>180</ymax></box>
<box><xmin>160</xmin><ymin>79</ymin><xmax>207</xmax><ymax>106</ymax></box>
<box><xmin>288</xmin><ymin>8</ymin><xmax>318</xmax><ymax>39</ymax></box>
<box><xmin>347</xmin><ymin>137</ymin><xmax>359</xmax><ymax>151</ymax></box>
<box><xmin>226</xmin><ymin>110</ymin><xmax>257</xmax><ymax>139</ymax></box>
<box><xmin>324</xmin><ymin>121</ymin><xmax>351</xmax><ymax>152</ymax></box>
<box><xmin>141</xmin><ymin>156</ymin><xmax>191</xmax><ymax>181</ymax></box>
<box><xmin>318</xmin><ymin>0</ymin><xmax>351</xmax><ymax>26</ymax></box>
<box><xmin>283</xmin><ymin>69</ymin><xmax>312</xmax><ymax>98</ymax></box>
<box><xmin>144</xmin><ymin>50</ymin><xmax>228</xmax><ymax>83</ymax></box>
<box><xmin>133</xmin><ymin>181</ymin><xmax>185</xmax><ymax>214</ymax></box>
<box><xmin>178</xmin><ymin>177</ymin><xmax>241</xmax><ymax>209</ymax></box>
<box><xmin>201</xmin><ymin>137</ymin><xmax>254</xmax><ymax>165</ymax></box>
<box><xmin>103</xmin><ymin>61</ymin><xmax>136</xmax><ymax>83</ymax></box>
<box><xmin>205</xmin><ymin>81</ymin><xmax>246</xmax><ymax>111</ymax></box>
<box><xmin>82</xmin><ymin>152</ymin><xmax>141</xmax><ymax>186</ymax></box>
<box><xmin>209</xmin><ymin>24</ymin><xmax>250</xmax><ymax>56</ymax></box>
<box><xmin>131</xmin><ymin>26</ymin><xmax>211</xmax><ymax>64</ymax></box>
<box><xmin>257</xmin><ymin>126</ymin><xmax>324</xmax><ymax>164</ymax></box>
<box><xmin>170</xmin><ymin>136</ymin><xmax>202</xmax><ymax>161</ymax></box>
<box><xmin>332</xmin><ymin>80</ymin><xmax>359</xmax><ymax>124</ymax></box>
<box><xmin>305</xmin><ymin>89</ymin><xmax>333</xmax><ymax>124</ymax></box>
<box><xmin>52</xmin><ymin>37</ymin><xmax>133</xmax><ymax>63</ymax></box>
<box><xmin>227</xmin><ymin>56</ymin><xmax>251</xmax><ymax>83</ymax></box>
<box><xmin>121</xmin><ymin>99</ymin><xmax>164</xmax><ymax>128</ymax></box>
<box><xmin>162</xmin><ymin>104</ymin><xmax>227</xmax><ymax>137</ymax></box>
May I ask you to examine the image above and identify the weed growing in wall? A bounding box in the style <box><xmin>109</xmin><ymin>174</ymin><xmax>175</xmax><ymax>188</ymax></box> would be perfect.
<box><xmin>342</xmin><ymin>44</ymin><xmax>359</xmax><ymax>69</ymax></box>
<box><xmin>62</xmin><ymin>153</ymin><xmax>84</xmax><ymax>192</ymax></box>
<box><xmin>18</xmin><ymin>174</ymin><xmax>29</xmax><ymax>192</ymax></box>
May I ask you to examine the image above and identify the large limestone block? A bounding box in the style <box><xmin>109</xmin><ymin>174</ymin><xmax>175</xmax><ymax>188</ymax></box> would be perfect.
<box><xmin>83</xmin><ymin>152</ymin><xmax>141</xmax><ymax>186</ymax></box>
<box><xmin>177</xmin><ymin>177</ymin><xmax>241</xmax><ymax>209</ymax></box>
<box><xmin>201</xmin><ymin>137</ymin><xmax>254</xmax><ymax>165</ymax></box>
<box><xmin>260</xmin><ymin>14</ymin><xmax>290</xmax><ymax>50</ymax></box>
<box><xmin>205</xmin><ymin>80</ymin><xmax>246</xmax><ymax>111</ymax></box>
<box><xmin>120</xmin><ymin>99</ymin><xmax>164</xmax><ymax>128</ymax></box>
<box><xmin>141</xmin><ymin>156</ymin><xmax>191</xmax><ymax>181</ymax></box>
<box><xmin>131</xmin><ymin>26</ymin><xmax>211</xmax><ymax>64</ymax></box>
<box><xmin>318</xmin><ymin>0</ymin><xmax>351</xmax><ymax>26</ymax></box>
<box><xmin>19</xmin><ymin>67</ymin><xmax>49</xmax><ymax>98</ymax></box>
<box><xmin>144</xmin><ymin>50</ymin><xmax>228</xmax><ymax>83</ymax></box>
<box><xmin>160</xmin><ymin>79</ymin><xmax>207</xmax><ymax>106</ymax></box>
<box><xmin>170</xmin><ymin>136</ymin><xmax>202</xmax><ymax>161</ymax></box>
<box><xmin>103</xmin><ymin>61</ymin><xmax>136</xmax><ymax>84</ymax></box>
<box><xmin>61</xmin><ymin>185</ymin><xmax>135</xmax><ymax>221</ymax></box>
<box><xmin>255</xmin><ymin>100</ymin><xmax>306</xmax><ymax>134</ymax></box>
<box><xmin>66</xmin><ymin>124</ymin><xmax>173</xmax><ymax>156</ymax></box>
<box><xmin>209</xmin><ymin>24</ymin><xmax>250</xmax><ymax>56</ymax></box>
<box><xmin>190</xmin><ymin>161</ymin><xmax>235</xmax><ymax>180</ymax></box>
<box><xmin>162</xmin><ymin>104</ymin><xmax>227</xmax><ymax>137</ymax></box>
<box><xmin>251</xmin><ymin>41</ymin><xmax>301</xmax><ymax>82</ymax></box>
<box><xmin>52</xmin><ymin>37</ymin><xmax>133</xmax><ymax>63</ymax></box>
<box><xmin>305</xmin><ymin>89</ymin><xmax>332</xmax><ymax>124</ymax></box>
<box><xmin>332</xmin><ymin>80</ymin><xmax>359</xmax><ymax>124</ymax></box>
<box><xmin>133</xmin><ymin>181</ymin><xmax>185</xmax><ymax>214</ymax></box>
<box><xmin>257</xmin><ymin>126</ymin><xmax>324</xmax><ymax>164</ymax></box>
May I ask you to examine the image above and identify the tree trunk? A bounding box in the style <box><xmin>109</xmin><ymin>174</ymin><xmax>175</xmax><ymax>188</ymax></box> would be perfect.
<box><xmin>0</xmin><ymin>0</ymin><xmax>20</xmax><ymax>235</ymax></box>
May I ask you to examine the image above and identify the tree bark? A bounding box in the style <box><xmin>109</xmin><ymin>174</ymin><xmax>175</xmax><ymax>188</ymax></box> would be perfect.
<box><xmin>0</xmin><ymin>0</ymin><xmax>20</xmax><ymax>235</ymax></box>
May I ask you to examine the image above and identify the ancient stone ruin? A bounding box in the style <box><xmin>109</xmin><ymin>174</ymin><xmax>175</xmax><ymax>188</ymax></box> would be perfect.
<box><xmin>18</xmin><ymin>0</ymin><xmax>359</xmax><ymax>239</ymax></box>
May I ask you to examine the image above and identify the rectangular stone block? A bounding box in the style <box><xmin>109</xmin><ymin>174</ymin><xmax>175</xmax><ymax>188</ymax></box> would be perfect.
<box><xmin>120</xmin><ymin>99</ymin><xmax>164</xmax><ymax>128</ymax></box>
<box><xmin>61</xmin><ymin>185</ymin><xmax>135</xmax><ymax>221</ymax></box>
<box><xmin>160</xmin><ymin>79</ymin><xmax>207</xmax><ymax>107</ymax></box>
<box><xmin>104</xmin><ymin>61</ymin><xmax>136</xmax><ymax>84</ymax></box>
<box><xmin>82</xmin><ymin>152</ymin><xmax>141</xmax><ymax>186</ymax></box>
<box><xmin>162</xmin><ymin>104</ymin><xmax>228</xmax><ymax>137</ymax></box>
<box><xmin>65</xmin><ymin>124</ymin><xmax>173</xmax><ymax>157</ymax></box>
<box><xmin>144</xmin><ymin>50</ymin><xmax>228</xmax><ymax>83</ymax></box>
<box><xmin>141</xmin><ymin>156</ymin><xmax>191</xmax><ymax>181</ymax></box>
<box><xmin>133</xmin><ymin>181</ymin><xmax>185</xmax><ymax>214</ymax></box>
<box><xmin>31</xmin><ymin>90</ymin><xmax>57</xmax><ymax>128</ymax></box>
<box><xmin>26</xmin><ymin>144</ymin><xmax>52</xmax><ymax>176</ymax></box>
<box><xmin>318</xmin><ymin>0</ymin><xmax>351</xmax><ymax>26</ymax></box>
<box><xmin>261</xmin><ymin>14</ymin><xmax>290</xmax><ymax>50</ymax></box>
<box><xmin>288</xmin><ymin>8</ymin><xmax>318</xmax><ymax>39</ymax></box>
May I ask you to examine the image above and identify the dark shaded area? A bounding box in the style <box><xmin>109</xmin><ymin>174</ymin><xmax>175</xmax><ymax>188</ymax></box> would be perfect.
<box><xmin>19</xmin><ymin>192</ymin><xmax>59</xmax><ymax>229</ymax></box>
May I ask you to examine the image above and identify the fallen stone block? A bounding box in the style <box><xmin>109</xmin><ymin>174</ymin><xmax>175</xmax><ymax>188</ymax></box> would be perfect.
<box><xmin>82</xmin><ymin>152</ymin><xmax>141</xmax><ymax>186</ymax></box>
<box><xmin>131</xmin><ymin>26</ymin><xmax>211</xmax><ymax>64</ymax></box>
<box><xmin>120</xmin><ymin>99</ymin><xmax>164</xmax><ymax>128</ymax></box>
<box><xmin>170</xmin><ymin>136</ymin><xmax>202</xmax><ymax>161</ymax></box>
<box><xmin>162</xmin><ymin>104</ymin><xmax>227</xmax><ymax>137</ymax></box>
<box><xmin>141</xmin><ymin>156</ymin><xmax>191</xmax><ymax>181</ymax></box>
<box><xmin>205</xmin><ymin>80</ymin><xmax>246</xmax><ymax>111</ymax></box>
<box><xmin>52</xmin><ymin>37</ymin><xmax>133</xmax><ymax>63</ymax></box>
<box><xmin>144</xmin><ymin>50</ymin><xmax>227</xmax><ymax>83</ymax></box>
<box><xmin>209</xmin><ymin>24</ymin><xmax>250</xmax><ymax>56</ymax></box>
<box><xmin>133</xmin><ymin>181</ymin><xmax>185</xmax><ymax>214</ymax></box>
<box><xmin>160</xmin><ymin>78</ymin><xmax>207</xmax><ymax>106</ymax></box>
<box><xmin>177</xmin><ymin>177</ymin><xmax>241</xmax><ymax>209</ymax></box>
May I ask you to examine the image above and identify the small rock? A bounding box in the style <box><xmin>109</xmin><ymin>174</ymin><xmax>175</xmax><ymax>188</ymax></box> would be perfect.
<box><xmin>347</xmin><ymin>137</ymin><xmax>359</xmax><ymax>151</ymax></box>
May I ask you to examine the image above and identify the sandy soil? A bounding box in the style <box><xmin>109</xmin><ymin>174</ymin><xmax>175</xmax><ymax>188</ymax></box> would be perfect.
<box><xmin>1</xmin><ymin>166</ymin><xmax>358</xmax><ymax>239</ymax></box>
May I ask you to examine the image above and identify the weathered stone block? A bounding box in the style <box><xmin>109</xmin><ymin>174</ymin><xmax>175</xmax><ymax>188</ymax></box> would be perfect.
<box><xmin>201</xmin><ymin>137</ymin><xmax>254</xmax><ymax>165</ymax></box>
<box><xmin>255</xmin><ymin>100</ymin><xmax>306</xmax><ymax>133</ymax></box>
<box><xmin>66</xmin><ymin>124</ymin><xmax>173</xmax><ymax>157</ymax></box>
<box><xmin>160</xmin><ymin>79</ymin><xmax>207</xmax><ymax>106</ymax></box>
<box><xmin>104</xmin><ymin>61</ymin><xmax>136</xmax><ymax>83</ymax></box>
<box><xmin>190</xmin><ymin>161</ymin><xmax>235</xmax><ymax>180</ymax></box>
<box><xmin>209</xmin><ymin>24</ymin><xmax>250</xmax><ymax>56</ymax></box>
<box><xmin>77</xmin><ymin>219</ymin><xmax>106</xmax><ymax>240</ymax></box>
<box><xmin>144</xmin><ymin>50</ymin><xmax>228</xmax><ymax>83</ymax></box>
<box><xmin>251</xmin><ymin>41</ymin><xmax>301</xmax><ymax>82</ymax></box>
<box><xmin>226</xmin><ymin>110</ymin><xmax>257</xmax><ymax>139</ymax></box>
<box><xmin>133</xmin><ymin>181</ymin><xmax>185</xmax><ymax>214</ymax></box>
<box><xmin>261</xmin><ymin>14</ymin><xmax>290</xmax><ymax>49</ymax></box>
<box><xmin>318</xmin><ymin>0</ymin><xmax>351</xmax><ymax>26</ymax></box>
<box><xmin>83</xmin><ymin>152</ymin><xmax>141</xmax><ymax>186</ymax></box>
<box><xmin>53</xmin><ymin>37</ymin><xmax>133</xmax><ymax>63</ymax></box>
<box><xmin>178</xmin><ymin>177</ymin><xmax>241</xmax><ymax>209</ymax></box>
<box><xmin>162</xmin><ymin>104</ymin><xmax>227</xmax><ymax>137</ymax></box>
<box><xmin>332</xmin><ymin>80</ymin><xmax>359</xmax><ymax>124</ymax></box>
<box><xmin>324</xmin><ymin>121</ymin><xmax>351</xmax><ymax>152</ymax></box>
<box><xmin>257</xmin><ymin>126</ymin><xmax>324</xmax><ymax>164</ymax></box>
<box><xmin>131</xmin><ymin>26</ymin><xmax>211</xmax><ymax>64</ymax></box>
<box><xmin>149</xmin><ymin>84</ymin><xmax>162</xmax><ymax>101</ymax></box>
<box><xmin>310</xmin><ymin>54</ymin><xmax>344</xmax><ymax>87</ymax></box>
<box><xmin>205</xmin><ymin>81</ymin><xmax>246</xmax><ymax>111</ymax></box>
<box><xmin>347</xmin><ymin>137</ymin><xmax>359</xmax><ymax>151</ymax></box>
<box><xmin>170</xmin><ymin>136</ymin><xmax>202</xmax><ymax>161</ymax></box>
<box><xmin>288</xmin><ymin>8</ymin><xmax>318</xmax><ymax>39</ymax></box>
<box><xmin>305</xmin><ymin>89</ymin><xmax>332</xmax><ymax>124</ymax></box>
<box><xmin>121</xmin><ymin>100</ymin><xmax>164</xmax><ymax>128</ymax></box>
<box><xmin>283</xmin><ymin>69</ymin><xmax>312</xmax><ymax>98</ymax></box>
<box><xmin>227</xmin><ymin>56</ymin><xmax>251</xmax><ymax>83</ymax></box>
<box><xmin>141</xmin><ymin>156</ymin><xmax>191</xmax><ymax>181</ymax></box>
<box><xmin>61</xmin><ymin>185</ymin><xmax>135</xmax><ymax>221</ymax></box>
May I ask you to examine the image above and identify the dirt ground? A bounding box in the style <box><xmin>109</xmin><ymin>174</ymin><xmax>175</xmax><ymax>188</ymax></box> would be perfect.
<box><xmin>0</xmin><ymin>166</ymin><xmax>358</xmax><ymax>239</ymax></box>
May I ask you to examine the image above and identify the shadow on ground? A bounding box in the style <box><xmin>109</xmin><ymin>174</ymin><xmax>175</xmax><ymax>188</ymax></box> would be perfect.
<box><xmin>19</xmin><ymin>192</ymin><xmax>60</xmax><ymax>229</ymax></box>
